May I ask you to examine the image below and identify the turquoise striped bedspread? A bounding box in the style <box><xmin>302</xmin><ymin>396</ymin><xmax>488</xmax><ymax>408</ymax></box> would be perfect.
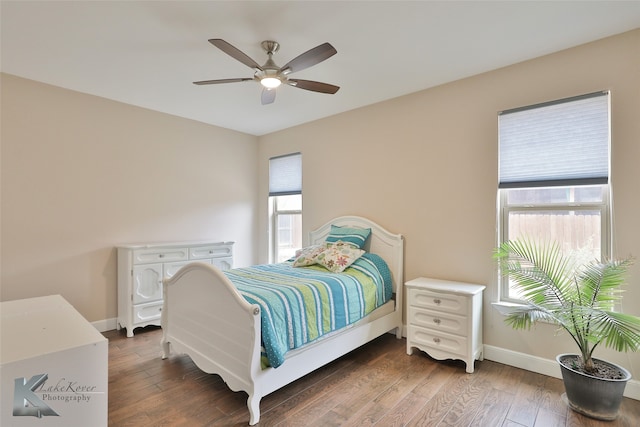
<box><xmin>223</xmin><ymin>253</ymin><xmax>393</xmax><ymax>368</ymax></box>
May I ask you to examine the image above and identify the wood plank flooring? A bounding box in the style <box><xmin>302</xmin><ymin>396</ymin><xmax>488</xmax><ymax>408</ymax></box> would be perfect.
<box><xmin>104</xmin><ymin>326</ymin><xmax>640</xmax><ymax>426</ymax></box>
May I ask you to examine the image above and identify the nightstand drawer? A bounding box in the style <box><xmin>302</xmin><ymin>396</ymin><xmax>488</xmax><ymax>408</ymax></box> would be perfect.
<box><xmin>410</xmin><ymin>327</ymin><xmax>467</xmax><ymax>358</ymax></box>
<box><xmin>409</xmin><ymin>306</ymin><xmax>468</xmax><ymax>336</ymax></box>
<box><xmin>408</xmin><ymin>288</ymin><xmax>468</xmax><ymax>314</ymax></box>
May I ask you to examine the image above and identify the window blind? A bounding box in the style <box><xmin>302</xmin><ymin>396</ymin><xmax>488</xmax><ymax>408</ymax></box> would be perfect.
<box><xmin>498</xmin><ymin>91</ymin><xmax>609</xmax><ymax>189</ymax></box>
<box><xmin>269</xmin><ymin>153</ymin><xmax>302</xmax><ymax>196</ymax></box>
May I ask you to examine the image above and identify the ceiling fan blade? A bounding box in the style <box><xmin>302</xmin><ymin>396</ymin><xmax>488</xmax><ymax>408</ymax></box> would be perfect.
<box><xmin>209</xmin><ymin>39</ymin><xmax>263</xmax><ymax>71</ymax></box>
<box><xmin>261</xmin><ymin>88</ymin><xmax>276</xmax><ymax>105</ymax></box>
<box><xmin>280</xmin><ymin>42</ymin><xmax>337</xmax><ymax>74</ymax></box>
<box><xmin>193</xmin><ymin>78</ymin><xmax>253</xmax><ymax>85</ymax></box>
<box><xmin>287</xmin><ymin>79</ymin><xmax>340</xmax><ymax>94</ymax></box>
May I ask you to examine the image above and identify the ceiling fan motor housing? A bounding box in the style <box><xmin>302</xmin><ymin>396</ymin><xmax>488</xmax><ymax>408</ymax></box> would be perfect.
<box><xmin>261</xmin><ymin>40</ymin><xmax>280</xmax><ymax>55</ymax></box>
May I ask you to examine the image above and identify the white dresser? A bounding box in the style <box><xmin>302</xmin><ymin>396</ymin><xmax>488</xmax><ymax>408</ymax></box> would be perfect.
<box><xmin>406</xmin><ymin>277</ymin><xmax>485</xmax><ymax>373</ymax></box>
<box><xmin>117</xmin><ymin>241</ymin><xmax>234</xmax><ymax>337</ymax></box>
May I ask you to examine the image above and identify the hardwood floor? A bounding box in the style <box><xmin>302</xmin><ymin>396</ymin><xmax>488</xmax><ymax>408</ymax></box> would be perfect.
<box><xmin>104</xmin><ymin>327</ymin><xmax>640</xmax><ymax>426</ymax></box>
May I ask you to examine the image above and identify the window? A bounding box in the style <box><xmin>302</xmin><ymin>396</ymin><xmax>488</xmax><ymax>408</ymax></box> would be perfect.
<box><xmin>498</xmin><ymin>92</ymin><xmax>611</xmax><ymax>302</ymax></box>
<box><xmin>269</xmin><ymin>153</ymin><xmax>302</xmax><ymax>263</ymax></box>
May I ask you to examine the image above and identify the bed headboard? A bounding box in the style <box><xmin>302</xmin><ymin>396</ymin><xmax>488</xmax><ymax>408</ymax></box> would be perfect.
<box><xmin>309</xmin><ymin>216</ymin><xmax>404</xmax><ymax>292</ymax></box>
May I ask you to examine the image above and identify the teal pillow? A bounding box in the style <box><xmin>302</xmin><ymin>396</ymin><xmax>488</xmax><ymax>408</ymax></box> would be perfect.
<box><xmin>325</xmin><ymin>225</ymin><xmax>371</xmax><ymax>249</ymax></box>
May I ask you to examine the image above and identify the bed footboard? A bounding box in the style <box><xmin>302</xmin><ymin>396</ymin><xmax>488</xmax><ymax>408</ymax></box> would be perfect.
<box><xmin>161</xmin><ymin>262</ymin><xmax>262</xmax><ymax>413</ymax></box>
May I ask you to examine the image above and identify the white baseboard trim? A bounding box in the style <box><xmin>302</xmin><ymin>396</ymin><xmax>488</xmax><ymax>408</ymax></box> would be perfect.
<box><xmin>484</xmin><ymin>344</ymin><xmax>640</xmax><ymax>401</ymax></box>
<box><xmin>92</xmin><ymin>317</ymin><xmax>117</xmax><ymax>333</ymax></box>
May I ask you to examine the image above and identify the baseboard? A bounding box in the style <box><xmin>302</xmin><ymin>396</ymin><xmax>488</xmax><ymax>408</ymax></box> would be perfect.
<box><xmin>92</xmin><ymin>317</ymin><xmax>117</xmax><ymax>333</ymax></box>
<box><xmin>484</xmin><ymin>344</ymin><xmax>640</xmax><ymax>401</ymax></box>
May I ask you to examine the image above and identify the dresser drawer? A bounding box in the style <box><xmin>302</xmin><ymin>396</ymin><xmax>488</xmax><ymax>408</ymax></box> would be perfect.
<box><xmin>190</xmin><ymin>243</ymin><xmax>233</xmax><ymax>260</ymax></box>
<box><xmin>133</xmin><ymin>301</ymin><xmax>163</xmax><ymax>325</ymax></box>
<box><xmin>408</xmin><ymin>288</ymin><xmax>468</xmax><ymax>314</ymax></box>
<box><xmin>409</xmin><ymin>306</ymin><xmax>468</xmax><ymax>336</ymax></box>
<box><xmin>410</xmin><ymin>327</ymin><xmax>467</xmax><ymax>358</ymax></box>
<box><xmin>133</xmin><ymin>247</ymin><xmax>188</xmax><ymax>264</ymax></box>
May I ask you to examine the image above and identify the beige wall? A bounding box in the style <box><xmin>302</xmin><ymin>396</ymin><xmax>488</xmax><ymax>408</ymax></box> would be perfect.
<box><xmin>258</xmin><ymin>30</ymin><xmax>640</xmax><ymax>376</ymax></box>
<box><xmin>1</xmin><ymin>73</ymin><xmax>259</xmax><ymax>322</ymax></box>
<box><xmin>2</xmin><ymin>29</ymin><xmax>639</xmax><ymax>379</ymax></box>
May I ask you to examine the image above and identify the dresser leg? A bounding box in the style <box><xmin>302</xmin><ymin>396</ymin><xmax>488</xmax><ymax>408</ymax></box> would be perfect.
<box><xmin>465</xmin><ymin>360</ymin><xmax>475</xmax><ymax>374</ymax></box>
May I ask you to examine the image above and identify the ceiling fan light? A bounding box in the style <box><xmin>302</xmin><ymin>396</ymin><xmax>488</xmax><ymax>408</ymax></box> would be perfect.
<box><xmin>261</xmin><ymin>77</ymin><xmax>281</xmax><ymax>89</ymax></box>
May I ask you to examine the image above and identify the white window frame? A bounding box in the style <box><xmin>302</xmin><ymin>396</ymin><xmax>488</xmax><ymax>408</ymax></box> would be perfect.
<box><xmin>497</xmin><ymin>91</ymin><xmax>612</xmax><ymax>303</ymax></box>
<box><xmin>270</xmin><ymin>195</ymin><xmax>302</xmax><ymax>263</ymax></box>
<box><xmin>268</xmin><ymin>153</ymin><xmax>302</xmax><ymax>263</ymax></box>
<box><xmin>498</xmin><ymin>185</ymin><xmax>611</xmax><ymax>303</ymax></box>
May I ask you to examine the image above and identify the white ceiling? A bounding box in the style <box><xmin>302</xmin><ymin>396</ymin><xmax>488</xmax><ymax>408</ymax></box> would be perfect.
<box><xmin>2</xmin><ymin>1</ymin><xmax>640</xmax><ymax>136</ymax></box>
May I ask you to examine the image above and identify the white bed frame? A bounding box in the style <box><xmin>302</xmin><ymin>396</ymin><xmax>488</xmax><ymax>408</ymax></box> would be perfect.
<box><xmin>161</xmin><ymin>216</ymin><xmax>404</xmax><ymax>425</ymax></box>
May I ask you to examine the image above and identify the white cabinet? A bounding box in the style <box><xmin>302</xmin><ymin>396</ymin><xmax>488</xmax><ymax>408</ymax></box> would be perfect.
<box><xmin>1</xmin><ymin>295</ymin><xmax>108</xmax><ymax>427</ymax></box>
<box><xmin>117</xmin><ymin>241</ymin><xmax>233</xmax><ymax>337</ymax></box>
<box><xmin>406</xmin><ymin>277</ymin><xmax>485</xmax><ymax>373</ymax></box>
<box><xmin>132</xmin><ymin>263</ymin><xmax>163</xmax><ymax>304</ymax></box>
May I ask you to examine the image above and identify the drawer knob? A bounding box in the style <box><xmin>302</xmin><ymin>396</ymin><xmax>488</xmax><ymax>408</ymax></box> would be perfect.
<box><xmin>433</xmin><ymin>337</ymin><xmax>441</xmax><ymax>344</ymax></box>
<box><xmin>433</xmin><ymin>298</ymin><xmax>441</xmax><ymax>305</ymax></box>
<box><xmin>159</xmin><ymin>254</ymin><xmax>165</xmax><ymax>258</ymax></box>
<box><xmin>209</xmin><ymin>250</ymin><xmax>214</xmax><ymax>254</ymax></box>
<box><xmin>433</xmin><ymin>318</ymin><xmax>441</xmax><ymax>325</ymax></box>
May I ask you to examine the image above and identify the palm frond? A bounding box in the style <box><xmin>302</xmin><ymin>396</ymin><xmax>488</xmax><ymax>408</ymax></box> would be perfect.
<box><xmin>494</xmin><ymin>238</ymin><xmax>638</xmax><ymax>368</ymax></box>
<box><xmin>578</xmin><ymin>259</ymin><xmax>633</xmax><ymax>310</ymax></box>
<box><xmin>583</xmin><ymin>309</ymin><xmax>640</xmax><ymax>352</ymax></box>
<box><xmin>495</xmin><ymin>238</ymin><xmax>574</xmax><ymax>307</ymax></box>
<box><xmin>504</xmin><ymin>304</ymin><xmax>557</xmax><ymax>330</ymax></box>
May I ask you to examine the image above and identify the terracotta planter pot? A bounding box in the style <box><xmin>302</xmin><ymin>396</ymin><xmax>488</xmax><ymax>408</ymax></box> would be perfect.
<box><xmin>557</xmin><ymin>354</ymin><xmax>631</xmax><ymax>421</ymax></box>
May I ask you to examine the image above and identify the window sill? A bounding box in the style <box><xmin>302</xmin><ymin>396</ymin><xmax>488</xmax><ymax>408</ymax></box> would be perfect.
<box><xmin>492</xmin><ymin>301</ymin><xmax>558</xmax><ymax>327</ymax></box>
<box><xmin>491</xmin><ymin>301</ymin><xmax>525</xmax><ymax>316</ymax></box>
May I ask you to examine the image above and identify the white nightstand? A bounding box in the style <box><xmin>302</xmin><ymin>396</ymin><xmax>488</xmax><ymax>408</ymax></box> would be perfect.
<box><xmin>406</xmin><ymin>277</ymin><xmax>485</xmax><ymax>373</ymax></box>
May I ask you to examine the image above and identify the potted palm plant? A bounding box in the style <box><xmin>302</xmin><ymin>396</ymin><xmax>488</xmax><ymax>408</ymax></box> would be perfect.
<box><xmin>494</xmin><ymin>238</ymin><xmax>640</xmax><ymax>420</ymax></box>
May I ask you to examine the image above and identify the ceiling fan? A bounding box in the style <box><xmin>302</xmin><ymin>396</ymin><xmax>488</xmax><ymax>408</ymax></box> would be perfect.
<box><xmin>194</xmin><ymin>39</ymin><xmax>340</xmax><ymax>105</ymax></box>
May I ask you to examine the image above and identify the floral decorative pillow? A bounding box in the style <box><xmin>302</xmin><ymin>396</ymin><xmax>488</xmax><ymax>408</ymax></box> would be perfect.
<box><xmin>292</xmin><ymin>245</ymin><xmax>325</xmax><ymax>267</ymax></box>
<box><xmin>315</xmin><ymin>241</ymin><xmax>365</xmax><ymax>273</ymax></box>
